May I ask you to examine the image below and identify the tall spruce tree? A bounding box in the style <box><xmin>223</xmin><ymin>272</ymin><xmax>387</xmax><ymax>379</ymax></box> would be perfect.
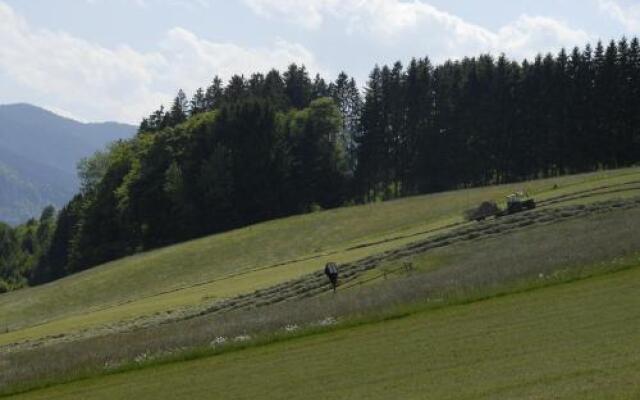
<box><xmin>284</xmin><ymin>64</ymin><xmax>312</xmax><ymax>109</ymax></box>
<box><xmin>169</xmin><ymin>89</ymin><xmax>188</xmax><ymax>125</ymax></box>
<box><xmin>204</xmin><ymin>76</ymin><xmax>224</xmax><ymax>110</ymax></box>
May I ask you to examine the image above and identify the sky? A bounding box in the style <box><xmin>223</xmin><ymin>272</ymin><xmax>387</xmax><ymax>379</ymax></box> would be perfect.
<box><xmin>0</xmin><ymin>0</ymin><xmax>638</xmax><ymax>124</ymax></box>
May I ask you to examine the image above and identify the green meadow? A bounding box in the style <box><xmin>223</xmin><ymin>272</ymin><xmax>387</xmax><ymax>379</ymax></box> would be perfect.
<box><xmin>11</xmin><ymin>264</ymin><xmax>640</xmax><ymax>400</ymax></box>
<box><xmin>1</xmin><ymin>167</ymin><xmax>639</xmax><ymax>348</ymax></box>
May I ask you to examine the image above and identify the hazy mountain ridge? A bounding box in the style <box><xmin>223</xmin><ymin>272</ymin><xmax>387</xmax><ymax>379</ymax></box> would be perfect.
<box><xmin>0</xmin><ymin>147</ymin><xmax>75</xmax><ymax>224</ymax></box>
<box><xmin>0</xmin><ymin>103</ymin><xmax>136</xmax><ymax>224</ymax></box>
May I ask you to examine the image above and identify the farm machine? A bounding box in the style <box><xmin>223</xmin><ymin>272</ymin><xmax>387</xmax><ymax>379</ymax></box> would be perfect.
<box><xmin>465</xmin><ymin>191</ymin><xmax>536</xmax><ymax>222</ymax></box>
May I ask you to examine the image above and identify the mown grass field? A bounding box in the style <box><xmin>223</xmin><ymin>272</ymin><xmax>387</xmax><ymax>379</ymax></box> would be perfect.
<box><xmin>11</xmin><ymin>263</ymin><xmax>640</xmax><ymax>400</ymax></box>
<box><xmin>1</xmin><ymin>167</ymin><xmax>639</xmax><ymax>348</ymax></box>
<box><xmin>3</xmin><ymin>204</ymin><xmax>638</xmax><ymax>392</ymax></box>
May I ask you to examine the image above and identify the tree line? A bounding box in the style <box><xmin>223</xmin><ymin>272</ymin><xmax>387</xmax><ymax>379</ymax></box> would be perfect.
<box><xmin>357</xmin><ymin>37</ymin><xmax>640</xmax><ymax>199</ymax></box>
<box><xmin>1</xmin><ymin>37</ymin><xmax>639</xmax><ymax>290</ymax></box>
<box><xmin>0</xmin><ymin>206</ymin><xmax>55</xmax><ymax>292</ymax></box>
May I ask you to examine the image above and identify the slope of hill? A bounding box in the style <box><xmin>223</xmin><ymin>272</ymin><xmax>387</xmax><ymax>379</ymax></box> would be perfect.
<box><xmin>0</xmin><ymin>167</ymin><xmax>639</xmax><ymax>347</ymax></box>
<box><xmin>1</xmin><ymin>167</ymin><xmax>640</xmax><ymax>398</ymax></box>
<box><xmin>0</xmin><ymin>103</ymin><xmax>136</xmax><ymax>224</ymax></box>
<box><xmin>11</xmin><ymin>265</ymin><xmax>640</xmax><ymax>400</ymax></box>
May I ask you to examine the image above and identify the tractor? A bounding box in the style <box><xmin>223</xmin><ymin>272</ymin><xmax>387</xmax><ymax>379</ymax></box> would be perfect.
<box><xmin>465</xmin><ymin>191</ymin><xmax>536</xmax><ymax>221</ymax></box>
<box><xmin>502</xmin><ymin>191</ymin><xmax>536</xmax><ymax>215</ymax></box>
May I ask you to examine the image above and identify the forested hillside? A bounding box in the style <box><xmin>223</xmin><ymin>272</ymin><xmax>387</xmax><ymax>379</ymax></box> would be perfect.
<box><xmin>1</xmin><ymin>37</ymin><xmax>639</xmax><ymax>291</ymax></box>
<box><xmin>0</xmin><ymin>148</ymin><xmax>75</xmax><ymax>225</ymax></box>
<box><xmin>0</xmin><ymin>104</ymin><xmax>136</xmax><ymax>224</ymax></box>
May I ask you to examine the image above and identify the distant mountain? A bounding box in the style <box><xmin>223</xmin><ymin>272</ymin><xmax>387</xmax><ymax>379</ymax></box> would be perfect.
<box><xmin>0</xmin><ymin>103</ymin><xmax>136</xmax><ymax>224</ymax></box>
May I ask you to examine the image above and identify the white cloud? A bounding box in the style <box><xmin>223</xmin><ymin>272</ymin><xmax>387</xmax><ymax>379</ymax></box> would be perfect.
<box><xmin>244</xmin><ymin>0</ymin><xmax>591</xmax><ymax>61</ymax></box>
<box><xmin>0</xmin><ymin>2</ymin><xmax>320</xmax><ymax>123</ymax></box>
<box><xmin>160</xmin><ymin>28</ymin><xmax>320</xmax><ymax>91</ymax></box>
<box><xmin>496</xmin><ymin>15</ymin><xmax>591</xmax><ymax>60</ymax></box>
<box><xmin>598</xmin><ymin>0</ymin><xmax>640</xmax><ymax>33</ymax></box>
<box><xmin>85</xmin><ymin>0</ymin><xmax>211</xmax><ymax>9</ymax></box>
<box><xmin>0</xmin><ymin>0</ymin><xmax>597</xmax><ymax>122</ymax></box>
<box><xmin>244</xmin><ymin>0</ymin><xmax>342</xmax><ymax>29</ymax></box>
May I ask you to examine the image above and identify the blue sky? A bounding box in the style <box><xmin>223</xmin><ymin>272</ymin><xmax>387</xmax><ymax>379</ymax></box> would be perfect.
<box><xmin>0</xmin><ymin>0</ymin><xmax>638</xmax><ymax>123</ymax></box>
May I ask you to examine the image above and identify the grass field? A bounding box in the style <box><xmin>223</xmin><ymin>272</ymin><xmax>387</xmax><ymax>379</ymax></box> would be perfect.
<box><xmin>2</xmin><ymin>167</ymin><xmax>640</xmax><ymax>398</ymax></box>
<box><xmin>10</xmin><ymin>263</ymin><xmax>640</xmax><ymax>399</ymax></box>
<box><xmin>2</xmin><ymin>200</ymin><xmax>639</xmax><ymax>394</ymax></box>
<box><xmin>1</xmin><ymin>167</ymin><xmax>640</xmax><ymax>349</ymax></box>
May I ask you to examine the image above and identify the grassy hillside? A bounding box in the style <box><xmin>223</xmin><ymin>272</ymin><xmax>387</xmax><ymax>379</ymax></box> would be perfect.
<box><xmin>1</xmin><ymin>167</ymin><xmax>640</xmax><ymax>398</ymax></box>
<box><xmin>1</xmin><ymin>167</ymin><xmax>640</xmax><ymax>348</ymax></box>
<box><xmin>10</xmin><ymin>263</ymin><xmax>640</xmax><ymax>399</ymax></box>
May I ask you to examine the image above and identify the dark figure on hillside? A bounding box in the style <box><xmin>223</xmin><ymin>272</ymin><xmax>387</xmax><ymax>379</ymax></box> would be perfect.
<box><xmin>324</xmin><ymin>262</ymin><xmax>339</xmax><ymax>293</ymax></box>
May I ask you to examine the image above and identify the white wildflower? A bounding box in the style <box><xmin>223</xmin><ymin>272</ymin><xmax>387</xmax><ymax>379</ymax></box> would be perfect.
<box><xmin>284</xmin><ymin>324</ymin><xmax>299</xmax><ymax>333</ymax></box>
<box><xmin>233</xmin><ymin>334</ymin><xmax>251</xmax><ymax>342</ymax></box>
<box><xmin>318</xmin><ymin>317</ymin><xmax>337</xmax><ymax>326</ymax></box>
<box><xmin>134</xmin><ymin>352</ymin><xmax>150</xmax><ymax>364</ymax></box>
<box><xmin>210</xmin><ymin>336</ymin><xmax>227</xmax><ymax>348</ymax></box>
<box><xmin>103</xmin><ymin>360</ymin><xmax>120</xmax><ymax>370</ymax></box>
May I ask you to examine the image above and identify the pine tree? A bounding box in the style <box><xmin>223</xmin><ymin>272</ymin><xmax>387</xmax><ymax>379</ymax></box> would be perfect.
<box><xmin>190</xmin><ymin>87</ymin><xmax>206</xmax><ymax>115</ymax></box>
<box><xmin>284</xmin><ymin>64</ymin><xmax>312</xmax><ymax>109</ymax></box>
<box><xmin>356</xmin><ymin>66</ymin><xmax>385</xmax><ymax>200</ymax></box>
<box><xmin>138</xmin><ymin>118</ymin><xmax>150</xmax><ymax>133</ymax></box>
<box><xmin>149</xmin><ymin>105</ymin><xmax>166</xmax><ymax>131</ymax></box>
<box><xmin>629</xmin><ymin>37</ymin><xmax>640</xmax><ymax>159</ymax></box>
<box><xmin>169</xmin><ymin>89</ymin><xmax>188</xmax><ymax>125</ymax></box>
<box><xmin>312</xmin><ymin>73</ymin><xmax>329</xmax><ymax>99</ymax></box>
<box><xmin>204</xmin><ymin>76</ymin><xmax>224</xmax><ymax>110</ymax></box>
<box><xmin>263</xmin><ymin>69</ymin><xmax>288</xmax><ymax>110</ymax></box>
<box><xmin>602</xmin><ymin>40</ymin><xmax>619</xmax><ymax>167</ymax></box>
<box><xmin>329</xmin><ymin>72</ymin><xmax>362</xmax><ymax>171</ymax></box>
<box><xmin>386</xmin><ymin>62</ymin><xmax>406</xmax><ymax>196</ymax></box>
<box><xmin>617</xmin><ymin>37</ymin><xmax>636</xmax><ymax>165</ymax></box>
<box><xmin>225</xmin><ymin>75</ymin><xmax>247</xmax><ymax>103</ymax></box>
<box><xmin>403</xmin><ymin>57</ymin><xmax>433</xmax><ymax>193</ymax></box>
<box><xmin>566</xmin><ymin>46</ymin><xmax>587</xmax><ymax>172</ymax></box>
<box><xmin>248</xmin><ymin>73</ymin><xmax>266</xmax><ymax>98</ymax></box>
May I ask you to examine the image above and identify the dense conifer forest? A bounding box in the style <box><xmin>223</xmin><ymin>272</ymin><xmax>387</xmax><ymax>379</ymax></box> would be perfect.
<box><xmin>2</xmin><ymin>37</ymin><xmax>639</xmax><ymax>290</ymax></box>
